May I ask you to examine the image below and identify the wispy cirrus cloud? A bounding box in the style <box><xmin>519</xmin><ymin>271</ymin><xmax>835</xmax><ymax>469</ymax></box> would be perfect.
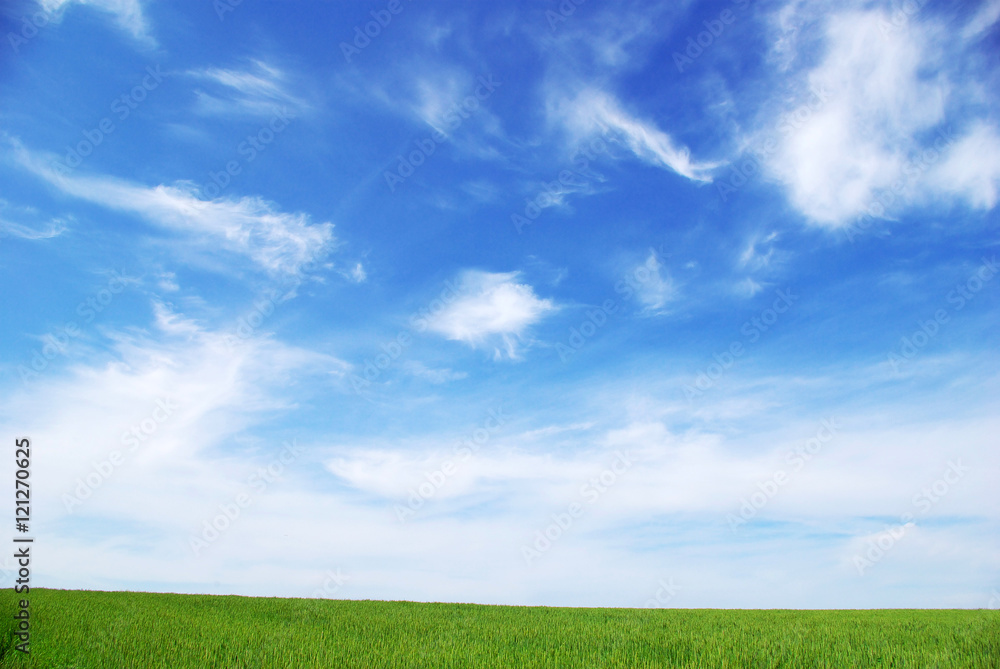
<box><xmin>11</xmin><ymin>140</ymin><xmax>335</xmax><ymax>276</ymax></box>
<box><xmin>0</xmin><ymin>200</ymin><xmax>69</xmax><ymax>241</ymax></box>
<box><xmin>401</xmin><ymin>361</ymin><xmax>468</xmax><ymax>384</ymax></box>
<box><xmin>550</xmin><ymin>87</ymin><xmax>719</xmax><ymax>182</ymax></box>
<box><xmin>629</xmin><ymin>250</ymin><xmax>677</xmax><ymax>315</ymax></box>
<box><xmin>2</xmin><ymin>300</ymin><xmax>350</xmax><ymax>590</ymax></box>
<box><xmin>186</xmin><ymin>60</ymin><xmax>309</xmax><ymax>118</ymax></box>
<box><xmin>962</xmin><ymin>0</ymin><xmax>1000</xmax><ymax>39</ymax></box>
<box><xmin>37</xmin><ymin>0</ymin><xmax>154</xmax><ymax>46</ymax></box>
<box><xmin>928</xmin><ymin>121</ymin><xmax>1000</xmax><ymax>209</ymax></box>
<box><xmin>0</xmin><ymin>216</ymin><xmax>67</xmax><ymax>241</ymax></box>
<box><xmin>531</xmin><ymin>2</ymin><xmax>717</xmax><ymax>183</ymax></box>
<box><xmin>738</xmin><ymin>232</ymin><xmax>778</xmax><ymax>272</ymax></box>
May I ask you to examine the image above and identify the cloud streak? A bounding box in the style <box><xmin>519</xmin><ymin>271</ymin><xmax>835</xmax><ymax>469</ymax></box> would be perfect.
<box><xmin>38</xmin><ymin>0</ymin><xmax>154</xmax><ymax>45</ymax></box>
<box><xmin>11</xmin><ymin>140</ymin><xmax>335</xmax><ymax>276</ymax></box>
<box><xmin>186</xmin><ymin>60</ymin><xmax>309</xmax><ymax>118</ymax></box>
<box><xmin>553</xmin><ymin>88</ymin><xmax>719</xmax><ymax>182</ymax></box>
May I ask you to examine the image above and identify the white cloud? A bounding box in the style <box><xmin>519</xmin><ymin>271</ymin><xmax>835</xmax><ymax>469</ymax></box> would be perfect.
<box><xmin>322</xmin><ymin>402</ymin><xmax>999</xmax><ymax>541</ymax></box>
<box><xmin>186</xmin><ymin>61</ymin><xmax>307</xmax><ymax>118</ymax></box>
<box><xmin>738</xmin><ymin>232</ymin><xmax>778</xmax><ymax>271</ymax></box>
<box><xmin>0</xmin><ymin>199</ymin><xmax>68</xmax><ymax>240</ymax></box>
<box><xmin>3</xmin><ymin>338</ymin><xmax>997</xmax><ymax>606</ymax></box>
<box><xmin>401</xmin><ymin>361</ymin><xmax>467</xmax><ymax>384</ymax></box>
<box><xmin>963</xmin><ymin>0</ymin><xmax>1000</xmax><ymax>39</ymax></box>
<box><xmin>349</xmin><ymin>263</ymin><xmax>367</xmax><ymax>283</ymax></box>
<box><xmin>12</xmin><ymin>141</ymin><xmax>335</xmax><ymax>276</ymax></box>
<box><xmin>515</xmin><ymin>422</ymin><xmax>595</xmax><ymax>441</ymax></box>
<box><xmin>552</xmin><ymin>88</ymin><xmax>719</xmax><ymax>182</ymax></box>
<box><xmin>537</xmin><ymin>2</ymin><xmax>676</xmax><ymax>72</ymax></box>
<box><xmin>11</xmin><ymin>298</ymin><xmax>344</xmax><ymax>495</ymax></box>
<box><xmin>629</xmin><ymin>250</ymin><xmax>676</xmax><ymax>315</ymax></box>
<box><xmin>531</xmin><ymin>5</ymin><xmax>716</xmax><ymax>187</ymax></box>
<box><xmin>928</xmin><ymin>122</ymin><xmax>1000</xmax><ymax>209</ymax></box>
<box><xmin>767</xmin><ymin>10</ymin><xmax>944</xmax><ymax>224</ymax></box>
<box><xmin>762</xmin><ymin>6</ymin><xmax>1000</xmax><ymax>225</ymax></box>
<box><xmin>734</xmin><ymin>277</ymin><xmax>764</xmax><ymax>298</ymax></box>
<box><xmin>0</xmin><ymin>218</ymin><xmax>67</xmax><ymax>240</ymax></box>
<box><xmin>339</xmin><ymin>58</ymin><xmax>505</xmax><ymax>166</ymax></box>
<box><xmin>38</xmin><ymin>0</ymin><xmax>153</xmax><ymax>45</ymax></box>
<box><xmin>1</xmin><ymin>301</ymin><xmax>354</xmax><ymax>593</ymax></box>
<box><xmin>424</xmin><ymin>270</ymin><xmax>555</xmax><ymax>360</ymax></box>
<box><xmin>411</xmin><ymin>72</ymin><xmax>468</xmax><ymax>135</ymax></box>
<box><xmin>733</xmin><ymin>232</ymin><xmax>779</xmax><ymax>298</ymax></box>
<box><xmin>156</xmin><ymin>271</ymin><xmax>180</xmax><ymax>293</ymax></box>
<box><xmin>326</xmin><ymin>443</ymin><xmax>618</xmax><ymax>504</ymax></box>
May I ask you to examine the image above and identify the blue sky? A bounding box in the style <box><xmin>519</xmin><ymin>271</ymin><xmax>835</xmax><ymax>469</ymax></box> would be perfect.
<box><xmin>1</xmin><ymin>0</ymin><xmax>998</xmax><ymax>608</ymax></box>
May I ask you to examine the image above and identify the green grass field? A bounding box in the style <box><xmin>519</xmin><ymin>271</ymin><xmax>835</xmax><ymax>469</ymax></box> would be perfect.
<box><xmin>1</xmin><ymin>589</ymin><xmax>997</xmax><ymax>668</ymax></box>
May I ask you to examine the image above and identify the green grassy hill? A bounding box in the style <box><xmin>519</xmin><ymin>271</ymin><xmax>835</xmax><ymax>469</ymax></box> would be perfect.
<box><xmin>1</xmin><ymin>589</ymin><xmax>997</xmax><ymax>667</ymax></box>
